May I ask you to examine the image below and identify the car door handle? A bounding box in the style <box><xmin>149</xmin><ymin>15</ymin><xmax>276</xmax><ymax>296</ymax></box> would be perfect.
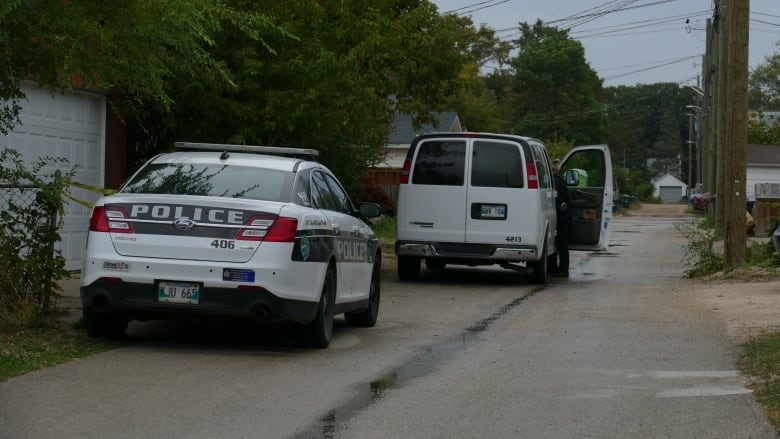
<box><xmin>332</xmin><ymin>224</ymin><xmax>340</xmax><ymax>235</ymax></box>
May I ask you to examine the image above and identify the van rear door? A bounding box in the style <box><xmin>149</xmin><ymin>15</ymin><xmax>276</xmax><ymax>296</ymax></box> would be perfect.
<box><xmin>396</xmin><ymin>138</ymin><xmax>468</xmax><ymax>243</ymax></box>
<box><xmin>561</xmin><ymin>145</ymin><xmax>614</xmax><ymax>251</ymax></box>
<box><xmin>465</xmin><ymin>139</ymin><xmax>551</xmax><ymax>247</ymax></box>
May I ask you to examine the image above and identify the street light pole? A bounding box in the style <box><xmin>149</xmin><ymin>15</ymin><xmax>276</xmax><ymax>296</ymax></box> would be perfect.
<box><xmin>685</xmin><ymin>105</ymin><xmax>703</xmax><ymax>194</ymax></box>
<box><xmin>687</xmin><ymin>113</ymin><xmax>694</xmax><ymax>195</ymax></box>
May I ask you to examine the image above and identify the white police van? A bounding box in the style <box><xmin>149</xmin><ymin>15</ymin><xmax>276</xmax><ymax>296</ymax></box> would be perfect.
<box><xmin>395</xmin><ymin>133</ymin><xmax>613</xmax><ymax>283</ymax></box>
<box><xmin>80</xmin><ymin>142</ymin><xmax>382</xmax><ymax>348</ymax></box>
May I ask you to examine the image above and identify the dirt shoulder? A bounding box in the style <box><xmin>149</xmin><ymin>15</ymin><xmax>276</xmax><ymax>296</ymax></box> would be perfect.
<box><xmin>622</xmin><ymin>202</ymin><xmax>780</xmax><ymax>342</ymax></box>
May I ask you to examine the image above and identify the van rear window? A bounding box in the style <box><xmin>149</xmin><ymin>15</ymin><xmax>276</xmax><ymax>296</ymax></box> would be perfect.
<box><xmin>411</xmin><ymin>140</ymin><xmax>466</xmax><ymax>186</ymax></box>
<box><xmin>471</xmin><ymin>141</ymin><xmax>524</xmax><ymax>188</ymax></box>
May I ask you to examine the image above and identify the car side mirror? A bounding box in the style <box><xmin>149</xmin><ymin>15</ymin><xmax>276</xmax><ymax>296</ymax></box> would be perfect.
<box><xmin>357</xmin><ymin>202</ymin><xmax>382</xmax><ymax>218</ymax></box>
<box><xmin>564</xmin><ymin>169</ymin><xmax>580</xmax><ymax>186</ymax></box>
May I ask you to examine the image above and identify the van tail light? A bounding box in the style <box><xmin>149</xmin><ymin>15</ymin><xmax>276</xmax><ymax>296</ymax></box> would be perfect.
<box><xmin>526</xmin><ymin>163</ymin><xmax>538</xmax><ymax>189</ymax></box>
<box><xmin>237</xmin><ymin>215</ymin><xmax>298</xmax><ymax>242</ymax></box>
<box><xmin>399</xmin><ymin>158</ymin><xmax>412</xmax><ymax>184</ymax></box>
<box><xmin>90</xmin><ymin>206</ymin><xmax>134</xmax><ymax>233</ymax></box>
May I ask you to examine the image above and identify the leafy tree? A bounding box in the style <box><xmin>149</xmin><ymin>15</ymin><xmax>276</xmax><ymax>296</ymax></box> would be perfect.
<box><xmin>507</xmin><ymin>20</ymin><xmax>608</xmax><ymax>145</ymax></box>
<box><xmin>0</xmin><ymin>0</ymin><xmax>280</xmax><ymax>135</ymax></box>
<box><xmin>603</xmin><ymin>83</ymin><xmax>697</xmax><ymax>197</ymax></box>
<box><xmin>748</xmin><ymin>111</ymin><xmax>780</xmax><ymax>144</ymax></box>
<box><xmin>748</xmin><ymin>43</ymin><xmax>780</xmax><ymax>111</ymax></box>
<box><xmin>128</xmin><ymin>0</ymin><xmax>495</xmax><ymax>196</ymax></box>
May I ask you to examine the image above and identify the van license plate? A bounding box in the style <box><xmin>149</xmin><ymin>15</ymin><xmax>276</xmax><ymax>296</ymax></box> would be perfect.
<box><xmin>158</xmin><ymin>281</ymin><xmax>200</xmax><ymax>304</ymax></box>
<box><xmin>480</xmin><ymin>204</ymin><xmax>507</xmax><ymax>219</ymax></box>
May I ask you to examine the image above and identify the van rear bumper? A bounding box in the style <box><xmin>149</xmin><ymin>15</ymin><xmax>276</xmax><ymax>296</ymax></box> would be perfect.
<box><xmin>395</xmin><ymin>241</ymin><xmax>539</xmax><ymax>262</ymax></box>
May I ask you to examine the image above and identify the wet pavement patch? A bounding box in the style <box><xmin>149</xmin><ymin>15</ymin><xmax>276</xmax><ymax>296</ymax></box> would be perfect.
<box><xmin>292</xmin><ymin>288</ymin><xmax>543</xmax><ymax>439</ymax></box>
<box><xmin>588</xmin><ymin>252</ymin><xmax>621</xmax><ymax>257</ymax></box>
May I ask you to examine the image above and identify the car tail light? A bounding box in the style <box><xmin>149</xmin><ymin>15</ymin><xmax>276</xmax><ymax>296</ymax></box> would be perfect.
<box><xmin>236</xmin><ymin>216</ymin><xmax>298</xmax><ymax>242</ymax></box>
<box><xmin>399</xmin><ymin>158</ymin><xmax>412</xmax><ymax>184</ymax></box>
<box><xmin>526</xmin><ymin>163</ymin><xmax>538</xmax><ymax>189</ymax></box>
<box><xmin>90</xmin><ymin>206</ymin><xmax>134</xmax><ymax>233</ymax></box>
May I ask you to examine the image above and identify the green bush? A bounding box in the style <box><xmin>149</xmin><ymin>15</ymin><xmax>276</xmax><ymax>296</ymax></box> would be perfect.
<box><xmin>0</xmin><ymin>147</ymin><xmax>74</xmax><ymax>328</ymax></box>
<box><xmin>675</xmin><ymin>218</ymin><xmax>723</xmax><ymax>277</ymax></box>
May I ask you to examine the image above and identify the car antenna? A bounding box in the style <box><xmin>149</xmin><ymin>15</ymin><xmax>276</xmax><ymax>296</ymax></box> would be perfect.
<box><xmin>220</xmin><ymin>151</ymin><xmax>230</xmax><ymax>160</ymax></box>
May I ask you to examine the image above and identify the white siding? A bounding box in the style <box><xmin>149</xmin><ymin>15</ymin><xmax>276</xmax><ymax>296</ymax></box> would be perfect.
<box><xmin>747</xmin><ymin>166</ymin><xmax>780</xmax><ymax>201</ymax></box>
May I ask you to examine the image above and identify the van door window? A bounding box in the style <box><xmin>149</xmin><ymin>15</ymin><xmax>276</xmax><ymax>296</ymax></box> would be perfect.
<box><xmin>531</xmin><ymin>144</ymin><xmax>552</xmax><ymax>189</ymax></box>
<box><xmin>471</xmin><ymin>141</ymin><xmax>524</xmax><ymax>188</ymax></box>
<box><xmin>411</xmin><ymin>140</ymin><xmax>466</xmax><ymax>186</ymax></box>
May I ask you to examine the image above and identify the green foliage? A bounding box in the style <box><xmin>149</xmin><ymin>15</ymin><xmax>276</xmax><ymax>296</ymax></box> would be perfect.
<box><xmin>748</xmin><ymin>111</ymin><xmax>780</xmax><ymax>145</ymax></box>
<box><xmin>0</xmin><ymin>148</ymin><xmax>74</xmax><ymax>328</ymax></box>
<box><xmin>369</xmin><ymin>215</ymin><xmax>397</xmax><ymax>242</ymax></box>
<box><xmin>748</xmin><ymin>44</ymin><xmax>780</xmax><ymax>111</ymax></box>
<box><xmin>604</xmin><ymin>83</ymin><xmax>699</xmax><ymax>197</ymax></box>
<box><xmin>742</xmin><ymin>332</ymin><xmax>780</xmax><ymax>428</ymax></box>
<box><xmin>508</xmin><ymin>20</ymin><xmax>608</xmax><ymax>145</ymax></box>
<box><xmin>0</xmin><ymin>0</ymin><xmax>281</xmax><ymax>134</ymax></box>
<box><xmin>745</xmin><ymin>240</ymin><xmax>780</xmax><ymax>269</ymax></box>
<box><xmin>675</xmin><ymin>218</ymin><xmax>723</xmax><ymax>277</ymax></box>
<box><xmin>0</xmin><ymin>324</ymin><xmax>119</xmax><ymax>381</ymax></box>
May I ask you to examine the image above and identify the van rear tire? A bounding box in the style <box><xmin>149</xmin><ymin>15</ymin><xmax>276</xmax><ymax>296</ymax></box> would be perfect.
<box><xmin>425</xmin><ymin>258</ymin><xmax>446</xmax><ymax>271</ymax></box>
<box><xmin>398</xmin><ymin>256</ymin><xmax>421</xmax><ymax>280</ymax></box>
<box><xmin>529</xmin><ymin>243</ymin><xmax>549</xmax><ymax>284</ymax></box>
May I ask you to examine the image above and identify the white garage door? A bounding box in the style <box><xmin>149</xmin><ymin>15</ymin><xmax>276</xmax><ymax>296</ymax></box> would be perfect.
<box><xmin>659</xmin><ymin>186</ymin><xmax>682</xmax><ymax>204</ymax></box>
<box><xmin>0</xmin><ymin>83</ymin><xmax>105</xmax><ymax>270</ymax></box>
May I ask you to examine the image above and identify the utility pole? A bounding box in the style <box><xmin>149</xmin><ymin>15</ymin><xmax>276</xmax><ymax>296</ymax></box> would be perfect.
<box><xmin>723</xmin><ymin>0</ymin><xmax>749</xmax><ymax>268</ymax></box>
<box><xmin>701</xmin><ymin>18</ymin><xmax>713</xmax><ymax>194</ymax></box>
<box><xmin>715</xmin><ymin>2</ymin><xmax>728</xmax><ymax>230</ymax></box>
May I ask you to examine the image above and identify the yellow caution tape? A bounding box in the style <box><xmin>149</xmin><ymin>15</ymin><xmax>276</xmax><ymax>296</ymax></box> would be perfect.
<box><xmin>62</xmin><ymin>181</ymin><xmax>117</xmax><ymax>209</ymax></box>
<box><xmin>69</xmin><ymin>181</ymin><xmax>116</xmax><ymax>195</ymax></box>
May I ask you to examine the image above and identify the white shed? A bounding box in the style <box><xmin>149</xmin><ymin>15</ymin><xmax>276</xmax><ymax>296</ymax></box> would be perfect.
<box><xmin>652</xmin><ymin>173</ymin><xmax>687</xmax><ymax>204</ymax></box>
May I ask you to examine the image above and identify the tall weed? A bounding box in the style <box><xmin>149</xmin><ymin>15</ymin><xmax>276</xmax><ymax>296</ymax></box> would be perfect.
<box><xmin>675</xmin><ymin>218</ymin><xmax>723</xmax><ymax>277</ymax></box>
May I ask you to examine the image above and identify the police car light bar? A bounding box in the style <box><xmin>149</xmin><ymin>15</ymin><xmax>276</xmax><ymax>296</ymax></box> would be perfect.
<box><xmin>175</xmin><ymin>142</ymin><xmax>319</xmax><ymax>158</ymax></box>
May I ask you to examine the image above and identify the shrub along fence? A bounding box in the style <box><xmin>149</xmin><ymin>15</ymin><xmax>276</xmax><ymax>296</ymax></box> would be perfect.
<box><xmin>0</xmin><ymin>147</ymin><xmax>72</xmax><ymax>327</ymax></box>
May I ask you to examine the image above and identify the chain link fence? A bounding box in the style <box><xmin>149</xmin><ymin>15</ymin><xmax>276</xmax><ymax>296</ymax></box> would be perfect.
<box><xmin>0</xmin><ymin>170</ymin><xmax>62</xmax><ymax>321</ymax></box>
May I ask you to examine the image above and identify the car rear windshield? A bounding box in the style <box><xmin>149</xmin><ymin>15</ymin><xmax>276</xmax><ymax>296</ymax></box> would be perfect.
<box><xmin>120</xmin><ymin>163</ymin><xmax>294</xmax><ymax>202</ymax></box>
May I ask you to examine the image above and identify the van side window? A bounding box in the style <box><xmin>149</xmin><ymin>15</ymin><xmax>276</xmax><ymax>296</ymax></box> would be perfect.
<box><xmin>411</xmin><ymin>140</ymin><xmax>466</xmax><ymax>186</ymax></box>
<box><xmin>471</xmin><ymin>141</ymin><xmax>524</xmax><ymax>188</ymax></box>
<box><xmin>531</xmin><ymin>144</ymin><xmax>552</xmax><ymax>189</ymax></box>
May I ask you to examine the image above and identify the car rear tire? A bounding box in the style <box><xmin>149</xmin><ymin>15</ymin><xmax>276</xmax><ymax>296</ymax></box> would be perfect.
<box><xmin>529</xmin><ymin>241</ymin><xmax>549</xmax><ymax>285</ymax></box>
<box><xmin>345</xmin><ymin>254</ymin><xmax>381</xmax><ymax>327</ymax></box>
<box><xmin>83</xmin><ymin>309</ymin><xmax>128</xmax><ymax>338</ymax></box>
<box><xmin>398</xmin><ymin>256</ymin><xmax>421</xmax><ymax>280</ymax></box>
<box><xmin>299</xmin><ymin>265</ymin><xmax>336</xmax><ymax>348</ymax></box>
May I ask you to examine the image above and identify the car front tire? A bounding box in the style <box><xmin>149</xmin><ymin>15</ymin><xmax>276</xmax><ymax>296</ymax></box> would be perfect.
<box><xmin>345</xmin><ymin>254</ymin><xmax>381</xmax><ymax>327</ymax></box>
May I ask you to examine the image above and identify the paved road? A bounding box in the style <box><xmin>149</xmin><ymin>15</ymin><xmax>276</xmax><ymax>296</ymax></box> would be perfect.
<box><xmin>1</xmin><ymin>208</ymin><xmax>776</xmax><ymax>438</ymax></box>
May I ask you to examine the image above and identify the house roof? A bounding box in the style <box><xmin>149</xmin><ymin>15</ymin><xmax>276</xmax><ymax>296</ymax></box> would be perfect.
<box><xmin>747</xmin><ymin>144</ymin><xmax>780</xmax><ymax>166</ymax></box>
<box><xmin>388</xmin><ymin>112</ymin><xmax>462</xmax><ymax>144</ymax></box>
<box><xmin>652</xmin><ymin>173</ymin><xmax>687</xmax><ymax>187</ymax></box>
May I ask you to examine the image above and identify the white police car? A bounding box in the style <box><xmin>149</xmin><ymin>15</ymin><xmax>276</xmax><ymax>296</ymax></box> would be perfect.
<box><xmin>80</xmin><ymin>142</ymin><xmax>382</xmax><ymax>348</ymax></box>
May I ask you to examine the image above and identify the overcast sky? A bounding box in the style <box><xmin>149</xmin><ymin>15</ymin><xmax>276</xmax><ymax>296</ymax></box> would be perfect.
<box><xmin>432</xmin><ymin>0</ymin><xmax>780</xmax><ymax>87</ymax></box>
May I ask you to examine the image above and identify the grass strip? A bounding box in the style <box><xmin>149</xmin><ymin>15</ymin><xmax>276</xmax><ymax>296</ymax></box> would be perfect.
<box><xmin>742</xmin><ymin>332</ymin><xmax>780</xmax><ymax>428</ymax></box>
<box><xmin>0</xmin><ymin>323</ymin><xmax>119</xmax><ymax>382</ymax></box>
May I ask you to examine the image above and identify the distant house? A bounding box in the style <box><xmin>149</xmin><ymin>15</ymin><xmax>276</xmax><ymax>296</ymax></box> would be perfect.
<box><xmin>379</xmin><ymin>111</ymin><xmax>463</xmax><ymax>169</ymax></box>
<box><xmin>364</xmin><ymin>112</ymin><xmax>462</xmax><ymax>209</ymax></box>
<box><xmin>652</xmin><ymin>173</ymin><xmax>687</xmax><ymax>203</ymax></box>
<box><xmin>747</xmin><ymin>143</ymin><xmax>780</xmax><ymax>202</ymax></box>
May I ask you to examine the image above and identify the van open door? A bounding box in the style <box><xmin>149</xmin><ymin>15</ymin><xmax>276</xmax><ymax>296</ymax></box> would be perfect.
<box><xmin>560</xmin><ymin>145</ymin><xmax>613</xmax><ymax>251</ymax></box>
